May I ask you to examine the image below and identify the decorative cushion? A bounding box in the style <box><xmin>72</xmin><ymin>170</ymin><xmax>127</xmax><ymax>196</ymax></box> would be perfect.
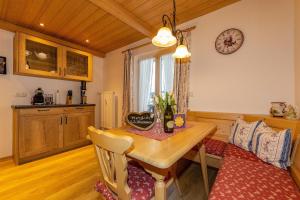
<box><xmin>209</xmin><ymin>157</ymin><xmax>300</xmax><ymax>200</ymax></box>
<box><xmin>223</xmin><ymin>143</ymin><xmax>262</xmax><ymax>162</ymax></box>
<box><xmin>203</xmin><ymin>138</ymin><xmax>227</xmax><ymax>157</ymax></box>
<box><xmin>229</xmin><ymin>119</ymin><xmax>261</xmax><ymax>151</ymax></box>
<box><xmin>252</xmin><ymin>122</ymin><xmax>292</xmax><ymax>169</ymax></box>
<box><xmin>95</xmin><ymin>163</ymin><xmax>155</xmax><ymax>200</ymax></box>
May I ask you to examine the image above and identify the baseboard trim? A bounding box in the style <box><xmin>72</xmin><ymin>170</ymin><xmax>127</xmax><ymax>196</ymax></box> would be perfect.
<box><xmin>0</xmin><ymin>156</ymin><xmax>12</xmax><ymax>162</ymax></box>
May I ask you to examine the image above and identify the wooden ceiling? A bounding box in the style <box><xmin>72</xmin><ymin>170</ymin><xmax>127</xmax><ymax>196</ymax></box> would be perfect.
<box><xmin>0</xmin><ymin>0</ymin><xmax>239</xmax><ymax>57</ymax></box>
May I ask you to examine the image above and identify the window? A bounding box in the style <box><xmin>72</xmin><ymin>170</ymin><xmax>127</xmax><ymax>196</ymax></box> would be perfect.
<box><xmin>137</xmin><ymin>53</ymin><xmax>175</xmax><ymax>112</ymax></box>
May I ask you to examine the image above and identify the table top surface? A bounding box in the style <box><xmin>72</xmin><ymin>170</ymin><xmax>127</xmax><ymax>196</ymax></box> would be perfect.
<box><xmin>109</xmin><ymin>121</ymin><xmax>217</xmax><ymax>169</ymax></box>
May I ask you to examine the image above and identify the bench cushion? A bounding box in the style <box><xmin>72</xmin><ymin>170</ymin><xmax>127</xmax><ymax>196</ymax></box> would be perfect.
<box><xmin>209</xmin><ymin>157</ymin><xmax>300</xmax><ymax>200</ymax></box>
<box><xmin>224</xmin><ymin>143</ymin><xmax>262</xmax><ymax>162</ymax></box>
<box><xmin>203</xmin><ymin>138</ymin><xmax>227</xmax><ymax>157</ymax></box>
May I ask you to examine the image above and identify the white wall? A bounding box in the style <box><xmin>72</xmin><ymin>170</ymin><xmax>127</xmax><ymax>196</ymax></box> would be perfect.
<box><xmin>0</xmin><ymin>29</ymin><xmax>104</xmax><ymax>158</ymax></box>
<box><xmin>104</xmin><ymin>0</ymin><xmax>296</xmax><ymax>126</ymax></box>
<box><xmin>295</xmin><ymin>0</ymin><xmax>300</xmax><ymax>106</ymax></box>
<box><xmin>187</xmin><ymin>0</ymin><xmax>295</xmax><ymax>114</ymax></box>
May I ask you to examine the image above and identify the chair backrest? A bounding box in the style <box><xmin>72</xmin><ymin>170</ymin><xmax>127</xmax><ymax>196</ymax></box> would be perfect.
<box><xmin>88</xmin><ymin>126</ymin><xmax>134</xmax><ymax>200</ymax></box>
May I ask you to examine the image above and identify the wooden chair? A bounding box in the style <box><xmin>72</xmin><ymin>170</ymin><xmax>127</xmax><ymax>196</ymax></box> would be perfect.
<box><xmin>88</xmin><ymin>126</ymin><xmax>182</xmax><ymax>200</ymax></box>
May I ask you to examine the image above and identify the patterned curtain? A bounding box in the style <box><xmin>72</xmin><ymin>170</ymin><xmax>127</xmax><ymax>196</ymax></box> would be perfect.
<box><xmin>122</xmin><ymin>50</ymin><xmax>133</xmax><ymax>124</ymax></box>
<box><xmin>173</xmin><ymin>31</ymin><xmax>191</xmax><ymax>114</ymax></box>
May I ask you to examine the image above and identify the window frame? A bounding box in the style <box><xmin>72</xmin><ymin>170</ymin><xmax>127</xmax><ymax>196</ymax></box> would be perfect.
<box><xmin>134</xmin><ymin>47</ymin><xmax>176</xmax><ymax>112</ymax></box>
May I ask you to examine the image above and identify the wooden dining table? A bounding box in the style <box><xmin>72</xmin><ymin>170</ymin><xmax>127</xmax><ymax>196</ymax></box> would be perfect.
<box><xmin>109</xmin><ymin>121</ymin><xmax>217</xmax><ymax>200</ymax></box>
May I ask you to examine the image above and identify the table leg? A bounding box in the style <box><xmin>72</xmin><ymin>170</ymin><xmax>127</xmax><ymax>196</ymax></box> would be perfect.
<box><xmin>198</xmin><ymin>143</ymin><xmax>209</xmax><ymax>196</ymax></box>
<box><xmin>171</xmin><ymin>164</ymin><xmax>183</xmax><ymax>197</ymax></box>
<box><xmin>152</xmin><ymin>174</ymin><xmax>166</xmax><ymax>200</ymax></box>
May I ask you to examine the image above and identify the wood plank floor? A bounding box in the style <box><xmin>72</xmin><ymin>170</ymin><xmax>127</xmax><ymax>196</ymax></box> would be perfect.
<box><xmin>0</xmin><ymin>145</ymin><xmax>218</xmax><ymax>200</ymax></box>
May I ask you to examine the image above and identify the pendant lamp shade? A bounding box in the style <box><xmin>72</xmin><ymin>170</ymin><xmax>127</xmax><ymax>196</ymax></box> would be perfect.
<box><xmin>152</xmin><ymin>27</ymin><xmax>177</xmax><ymax>47</ymax></box>
<box><xmin>173</xmin><ymin>44</ymin><xmax>191</xmax><ymax>59</ymax></box>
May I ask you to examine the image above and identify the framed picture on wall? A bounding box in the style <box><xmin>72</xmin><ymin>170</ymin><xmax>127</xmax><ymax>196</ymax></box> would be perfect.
<box><xmin>0</xmin><ymin>56</ymin><xmax>6</xmax><ymax>74</ymax></box>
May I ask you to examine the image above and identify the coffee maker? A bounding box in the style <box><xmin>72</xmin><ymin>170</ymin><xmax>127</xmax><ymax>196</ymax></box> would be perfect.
<box><xmin>80</xmin><ymin>81</ymin><xmax>87</xmax><ymax>104</ymax></box>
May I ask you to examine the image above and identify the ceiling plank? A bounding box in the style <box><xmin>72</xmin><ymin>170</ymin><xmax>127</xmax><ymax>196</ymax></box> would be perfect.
<box><xmin>88</xmin><ymin>0</ymin><xmax>156</xmax><ymax>37</ymax></box>
<box><xmin>0</xmin><ymin>19</ymin><xmax>105</xmax><ymax>57</ymax></box>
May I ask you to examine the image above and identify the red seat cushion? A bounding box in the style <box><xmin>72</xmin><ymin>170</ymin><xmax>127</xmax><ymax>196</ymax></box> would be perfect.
<box><xmin>203</xmin><ymin>138</ymin><xmax>227</xmax><ymax>157</ymax></box>
<box><xmin>192</xmin><ymin>138</ymin><xmax>227</xmax><ymax>157</ymax></box>
<box><xmin>223</xmin><ymin>143</ymin><xmax>262</xmax><ymax>162</ymax></box>
<box><xmin>95</xmin><ymin>163</ymin><xmax>155</xmax><ymax>200</ymax></box>
<box><xmin>209</xmin><ymin>157</ymin><xmax>300</xmax><ymax>200</ymax></box>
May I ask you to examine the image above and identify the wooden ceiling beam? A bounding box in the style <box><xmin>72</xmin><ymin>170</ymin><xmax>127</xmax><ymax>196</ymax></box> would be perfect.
<box><xmin>88</xmin><ymin>0</ymin><xmax>156</xmax><ymax>37</ymax></box>
<box><xmin>0</xmin><ymin>19</ymin><xmax>106</xmax><ymax>58</ymax></box>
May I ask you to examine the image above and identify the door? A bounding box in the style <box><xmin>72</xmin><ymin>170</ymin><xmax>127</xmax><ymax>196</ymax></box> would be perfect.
<box><xmin>16</xmin><ymin>33</ymin><xmax>63</xmax><ymax>78</ymax></box>
<box><xmin>62</xmin><ymin>47</ymin><xmax>93</xmax><ymax>81</ymax></box>
<box><xmin>63</xmin><ymin>111</ymin><xmax>94</xmax><ymax>147</ymax></box>
<box><xmin>19</xmin><ymin>114</ymin><xmax>63</xmax><ymax>158</ymax></box>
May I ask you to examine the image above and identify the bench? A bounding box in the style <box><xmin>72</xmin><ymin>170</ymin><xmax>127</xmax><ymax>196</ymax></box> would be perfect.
<box><xmin>184</xmin><ymin>111</ymin><xmax>300</xmax><ymax>199</ymax></box>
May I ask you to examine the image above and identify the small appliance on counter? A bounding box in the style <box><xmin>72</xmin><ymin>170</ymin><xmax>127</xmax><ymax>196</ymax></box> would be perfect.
<box><xmin>32</xmin><ymin>87</ymin><xmax>45</xmax><ymax>105</ymax></box>
<box><xmin>80</xmin><ymin>81</ymin><xmax>87</xmax><ymax>104</ymax></box>
<box><xmin>66</xmin><ymin>90</ymin><xmax>72</xmax><ymax>105</ymax></box>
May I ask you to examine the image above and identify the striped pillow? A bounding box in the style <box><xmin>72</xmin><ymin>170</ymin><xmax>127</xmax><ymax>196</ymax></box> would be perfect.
<box><xmin>229</xmin><ymin>119</ymin><xmax>262</xmax><ymax>151</ymax></box>
<box><xmin>252</xmin><ymin>122</ymin><xmax>292</xmax><ymax>169</ymax></box>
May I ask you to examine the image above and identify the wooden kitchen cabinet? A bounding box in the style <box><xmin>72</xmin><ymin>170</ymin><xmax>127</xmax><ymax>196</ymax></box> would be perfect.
<box><xmin>63</xmin><ymin>47</ymin><xmax>93</xmax><ymax>81</ymax></box>
<box><xmin>63</xmin><ymin>108</ymin><xmax>94</xmax><ymax>148</ymax></box>
<box><xmin>14</xmin><ymin>32</ymin><xmax>93</xmax><ymax>81</ymax></box>
<box><xmin>12</xmin><ymin>105</ymin><xmax>95</xmax><ymax>164</ymax></box>
<box><xmin>18</xmin><ymin>114</ymin><xmax>63</xmax><ymax>158</ymax></box>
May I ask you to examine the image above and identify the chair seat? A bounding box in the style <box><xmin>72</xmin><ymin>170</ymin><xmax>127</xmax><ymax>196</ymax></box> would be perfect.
<box><xmin>223</xmin><ymin>143</ymin><xmax>261</xmax><ymax>162</ymax></box>
<box><xmin>209</xmin><ymin>156</ymin><xmax>300</xmax><ymax>200</ymax></box>
<box><xmin>192</xmin><ymin>138</ymin><xmax>227</xmax><ymax>157</ymax></box>
<box><xmin>95</xmin><ymin>163</ymin><xmax>155</xmax><ymax>200</ymax></box>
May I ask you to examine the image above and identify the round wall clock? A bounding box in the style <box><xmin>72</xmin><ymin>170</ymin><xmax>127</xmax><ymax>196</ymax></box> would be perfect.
<box><xmin>215</xmin><ymin>28</ymin><xmax>244</xmax><ymax>55</ymax></box>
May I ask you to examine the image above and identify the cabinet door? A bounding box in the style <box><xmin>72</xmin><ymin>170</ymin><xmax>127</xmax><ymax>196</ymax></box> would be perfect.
<box><xmin>63</xmin><ymin>111</ymin><xmax>94</xmax><ymax>147</ymax></box>
<box><xmin>63</xmin><ymin>47</ymin><xmax>93</xmax><ymax>81</ymax></box>
<box><xmin>19</xmin><ymin>114</ymin><xmax>63</xmax><ymax>158</ymax></box>
<box><xmin>16</xmin><ymin>33</ymin><xmax>63</xmax><ymax>78</ymax></box>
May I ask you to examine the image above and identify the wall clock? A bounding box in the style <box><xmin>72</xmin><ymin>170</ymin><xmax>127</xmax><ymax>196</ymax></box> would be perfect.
<box><xmin>215</xmin><ymin>28</ymin><xmax>244</xmax><ymax>55</ymax></box>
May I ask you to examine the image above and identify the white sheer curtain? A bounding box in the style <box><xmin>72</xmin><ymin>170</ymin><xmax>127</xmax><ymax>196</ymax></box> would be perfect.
<box><xmin>160</xmin><ymin>54</ymin><xmax>175</xmax><ymax>96</ymax></box>
<box><xmin>138</xmin><ymin>58</ymin><xmax>156</xmax><ymax>112</ymax></box>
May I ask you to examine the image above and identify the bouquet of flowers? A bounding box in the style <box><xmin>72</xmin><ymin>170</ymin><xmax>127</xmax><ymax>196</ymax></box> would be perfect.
<box><xmin>153</xmin><ymin>92</ymin><xmax>176</xmax><ymax>114</ymax></box>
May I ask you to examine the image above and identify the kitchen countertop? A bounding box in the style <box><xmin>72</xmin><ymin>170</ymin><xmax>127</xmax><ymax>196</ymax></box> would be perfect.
<box><xmin>11</xmin><ymin>104</ymin><xmax>96</xmax><ymax>109</ymax></box>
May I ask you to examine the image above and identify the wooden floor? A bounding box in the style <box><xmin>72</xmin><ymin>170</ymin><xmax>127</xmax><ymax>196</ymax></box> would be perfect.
<box><xmin>0</xmin><ymin>145</ymin><xmax>218</xmax><ymax>200</ymax></box>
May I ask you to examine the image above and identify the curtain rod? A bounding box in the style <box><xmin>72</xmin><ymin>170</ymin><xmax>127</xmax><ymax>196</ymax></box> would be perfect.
<box><xmin>122</xmin><ymin>26</ymin><xmax>196</xmax><ymax>54</ymax></box>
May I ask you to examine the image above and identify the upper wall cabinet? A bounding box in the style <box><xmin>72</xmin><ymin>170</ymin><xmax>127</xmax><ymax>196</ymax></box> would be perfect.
<box><xmin>14</xmin><ymin>33</ymin><xmax>93</xmax><ymax>82</ymax></box>
<box><xmin>63</xmin><ymin>47</ymin><xmax>93</xmax><ymax>81</ymax></box>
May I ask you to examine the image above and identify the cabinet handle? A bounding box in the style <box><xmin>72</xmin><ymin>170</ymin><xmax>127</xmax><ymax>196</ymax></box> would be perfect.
<box><xmin>60</xmin><ymin>117</ymin><xmax>63</xmax><ymax>125</ymax></box>
<box><xmin>65</xmin><ymin>116</ymin><xmax>68</xmax><ymax>124</ymax></box>
<box><xmin>76</xmin><ymin>107</ymin><xmax>84</xmax><ymax>110</ymax></box>
<box><xmin>37</xmin><ymin>109</ymin><xmax>50</xmax><ymax>112</ymax></box>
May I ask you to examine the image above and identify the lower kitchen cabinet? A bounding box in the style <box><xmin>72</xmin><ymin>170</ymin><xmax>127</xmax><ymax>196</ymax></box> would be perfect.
<box><xmin>63</xmin><ymin>110</ymin><xmax>94</xmax><ymax>148</ymax></box>
<box><xmin>12</xmin><ymin>105</ymin><xmax>95</xmax><ymax>164</ymax></box>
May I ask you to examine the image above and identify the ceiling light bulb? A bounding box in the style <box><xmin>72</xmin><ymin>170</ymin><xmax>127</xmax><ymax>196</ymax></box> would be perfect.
<box><xmin>173</xmin><ymin>44</ymin><xmax>191</xmax><ymax>59</ymax></box>
<box><xmin>152</xmin><ymin>27</ymin><xmax>177</xmax><ymax>47</ymax></box>
<box><xmin>85</xmin><ymin>39</ymin><xmax>90</xmax><ymax>43</ymax></box>
<box><xmin>39</xmin><ymin>23</ymin><xmax>44</xmax><ymax>27</ymax></box>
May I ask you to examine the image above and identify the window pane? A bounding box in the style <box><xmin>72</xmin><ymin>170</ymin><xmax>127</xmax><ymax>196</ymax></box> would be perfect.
<box><xmin>160</xmin><ymin>54</ymin><xmax>175</xmax><ymax>96</ymax></box>
<box><xmin>138</xmin><ymin>58</ymin><xmax>156</xmax><ymax>112</ymax></box>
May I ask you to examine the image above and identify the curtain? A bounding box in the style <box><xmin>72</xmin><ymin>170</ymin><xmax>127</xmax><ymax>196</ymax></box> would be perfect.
<box><xmin>122</xmin><ymin>50</ymin><xmax>133</xmax><ymax>124</ymax></box>
<box><xmin>173</xmin><ymin>31</ymin><xmax>191</xmax><ymax>114</ymax></box>
<box><xmin>138</xmin><ymin>58</ymin><xmax>155</xmax><ymax>112</ymax></box>
<box><xmin>160</xmin><ymin>54</ymin><xmax>175</xmax><ymax>95</ymax></box>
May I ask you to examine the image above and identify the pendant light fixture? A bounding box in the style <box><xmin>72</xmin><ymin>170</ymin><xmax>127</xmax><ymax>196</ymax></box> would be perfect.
<box><xmin>152</xmin><ymin>0</ymin><xmax>191</xmax><ymax>59</ymax></box>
